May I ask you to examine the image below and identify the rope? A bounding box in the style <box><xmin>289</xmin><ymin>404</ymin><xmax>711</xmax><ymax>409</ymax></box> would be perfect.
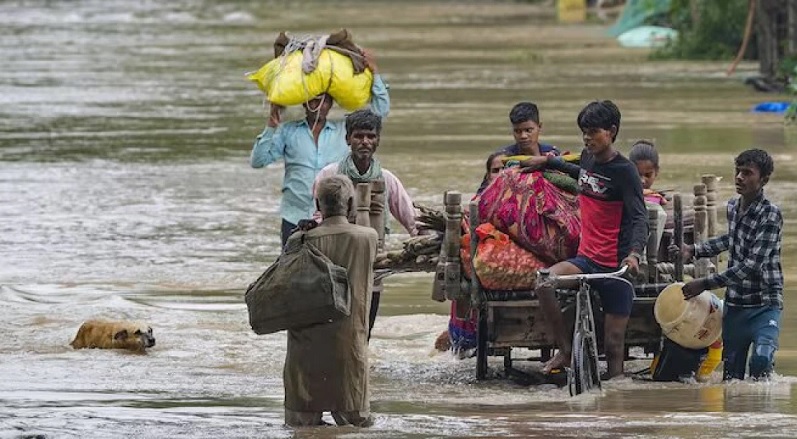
<box><xmin>263</xmin><ymin>34</ymin><xmax>320</xmax><ymax>111</ymax></box>
<box><xmin>282</xmin><ymin>35</ymin><xmax>317</xmax><ymax>109</ymax></box>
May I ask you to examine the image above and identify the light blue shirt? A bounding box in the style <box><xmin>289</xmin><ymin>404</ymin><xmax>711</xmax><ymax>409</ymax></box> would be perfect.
<box><xmin>250</xmin><ymin>75</ymin><xmax>390</xmax><ymax>225</ymax></box>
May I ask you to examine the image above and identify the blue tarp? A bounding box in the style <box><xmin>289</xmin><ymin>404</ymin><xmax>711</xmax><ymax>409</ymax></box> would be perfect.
<box><xmin>751</xmin><ymin>102</ymin><xmax>790</xmax><ymax>114</ymax></box>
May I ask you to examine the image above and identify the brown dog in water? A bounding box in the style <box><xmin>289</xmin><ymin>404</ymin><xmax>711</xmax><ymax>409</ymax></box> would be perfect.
<box><xmin>70</xmin><ymin>320</ymin><xmax>156</xmax><ymax>352</ymax></box>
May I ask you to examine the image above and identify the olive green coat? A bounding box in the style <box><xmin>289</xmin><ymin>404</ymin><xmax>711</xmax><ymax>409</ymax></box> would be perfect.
<box><xmin>283</xmin><ymin>215</ymin><xmax>377</xmax><ymax>412</ymax></box>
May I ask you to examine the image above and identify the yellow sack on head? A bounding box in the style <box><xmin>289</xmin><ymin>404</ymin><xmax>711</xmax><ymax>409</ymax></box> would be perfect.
<box><xmin>247</xmin><ymin>51</ymin><xmax>330</xmax><ymax>107</ymax></box>
<box><xmin>247</xmin><ymin>49</ymin><xmax>372</xmax><ymax>111</ymax></box>
<box><xmin>326</xmin><ymin>51</ymin><xmax>373</xmax><ymax>111</ymax></box>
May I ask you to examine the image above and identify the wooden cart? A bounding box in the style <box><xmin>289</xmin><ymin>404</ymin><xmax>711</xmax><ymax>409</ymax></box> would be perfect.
<box><xmin>431</xmin><ymin>176</ymin><xmax>722</xmax><ymax>381</ymax></box>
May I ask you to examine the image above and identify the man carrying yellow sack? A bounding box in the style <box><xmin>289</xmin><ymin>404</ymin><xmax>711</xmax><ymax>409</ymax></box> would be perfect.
<box><xmin>250</xmin><ymin>50</ymin><xmax>390</xmax><ymax>247</ymax></box>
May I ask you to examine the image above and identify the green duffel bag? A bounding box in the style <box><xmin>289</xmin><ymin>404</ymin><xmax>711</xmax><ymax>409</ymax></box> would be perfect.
<box><xmin>245</xmin><ymin>233</ymin><xmax>351</xmax><ymax>335</ymax></box>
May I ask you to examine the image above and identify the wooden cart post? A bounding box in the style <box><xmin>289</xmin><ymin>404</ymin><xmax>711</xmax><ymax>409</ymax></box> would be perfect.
<box><xmin>702</xmin><ymin>174</ymin><xmax>719</xmax><ymax>239</ymax></box>
<box><xmin>646</xmin><ymin>207</ymin><xmax>659</xmax><ymax>283</ymax></box>
<box><xmin>355</xmin><ymin>183</ymin><xmax>372</xmax><ymax>227</ymax></box>
<box><xmin>469</xmin><ymin>201</ymin><xmax>482</xmax><ymax>305</ymax></box>
<box><xmin>444</xmin><ymin>192</ymin><xmax>463</xmax><ymax>301</ymax></box>
<box><xmin>673</xmin><ymin>193</ymin><xmax>684</xmax><ymax>282</ymax></box>
<box><xmin>367</xmin><ymin>180</ymin><xmax>387</xmax><ymax>301</ymax></box>
<box><xmin>693</xmin><ymin>183</ymin><xmax>710</xmax><ymax>278</ymax></box>
<box><xmin>702</xmin><ymin>174</ymin><xmax>720</xmax><ymax>267</ymax></box>
<box><xmin>432</xmin><ymin>262</ymin><xmax>447</xmax><ymax>302</ymax></box>
<box><xmin>369</xmin><ymin>180</ymin><xmax>386</xmax><ymax>250</ymax></box>
<box><xmin>432</xmin><ymin>191</ymin><xmax>462</xmax><ymax>302</ymax></box>
<box><xmin>693</xmin><ymin>184</ymin><xmax>708</xmax><ymax>242</ymax></box>
<box><xmin>469</xmin><ymin>200</ymin><xmax>488</xmax><ymax>380</ymax></box>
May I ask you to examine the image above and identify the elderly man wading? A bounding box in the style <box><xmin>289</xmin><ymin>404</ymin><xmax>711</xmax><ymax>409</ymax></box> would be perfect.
<box><xmin>283</xmin><ymin>174</ymin><xmax>378</xmax><ymax>427</ymax></box>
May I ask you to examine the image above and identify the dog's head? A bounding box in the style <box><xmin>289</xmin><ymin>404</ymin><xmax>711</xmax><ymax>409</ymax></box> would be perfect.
<box><xmin>113</xmin><ymin>325</ymin><xmax>155</xmax><ymax>351</ymax></box>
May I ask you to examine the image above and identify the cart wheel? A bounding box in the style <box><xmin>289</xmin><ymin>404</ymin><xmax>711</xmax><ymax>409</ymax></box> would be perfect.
<box><xmin>569</xmin><ymin>330</ymin><xmax>601</xmax><ymax>396</ymax></box>
<box><xmin>476</xmin><ymin>306</ymin><xmax>488</xmax><ymax>380</ymax></box>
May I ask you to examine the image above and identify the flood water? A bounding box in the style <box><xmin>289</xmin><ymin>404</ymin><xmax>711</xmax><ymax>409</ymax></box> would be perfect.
<box><xmin>2</xmin><ymin>1</ymin><xmax>797</xmax><ymax>438</ymax></box>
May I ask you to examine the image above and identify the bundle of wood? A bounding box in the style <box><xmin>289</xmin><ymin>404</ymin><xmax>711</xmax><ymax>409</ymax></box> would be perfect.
<box><xmin>373</xmin><ymin>233</ymin><xmax>442</xmax><ymax>271</ymax></box>
<box><xmin>373</xmin><ymin>203</ymin><xmax>446</xmax><ymax>273</ymax></box>
<box><xmin>414</xmin><ymin>203</ymin><xmax>447</xmax><ymax>233</ymax></box>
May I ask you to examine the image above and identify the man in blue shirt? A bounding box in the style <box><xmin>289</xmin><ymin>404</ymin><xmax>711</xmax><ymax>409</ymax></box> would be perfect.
<box><xmin>250</xmin><ymin>52</ymin><xmax>390</xmax><ymax>246</ymax></box>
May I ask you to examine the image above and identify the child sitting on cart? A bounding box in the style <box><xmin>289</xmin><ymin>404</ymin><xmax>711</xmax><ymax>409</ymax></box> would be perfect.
<box><xmin>630</xmin><ymin>140</ymin><xmax>667</xmax><ymax>248</ymax></box>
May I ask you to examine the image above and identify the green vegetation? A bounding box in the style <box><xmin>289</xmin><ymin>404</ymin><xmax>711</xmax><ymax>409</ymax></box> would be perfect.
<box><xmin>653</xmin><ymin>0</ymin><xmax>749</xmax><ymax>60</ymax></box>
<box><xmin>785</xmin><ymin>62</ymin><xmax>797</xmax><ymax>123</ymax></box>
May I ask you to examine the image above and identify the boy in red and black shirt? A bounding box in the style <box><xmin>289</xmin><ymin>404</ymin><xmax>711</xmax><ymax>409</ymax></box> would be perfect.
<box><xmin>522</xmin><ymin>100</ymin><xmax>649</xmax><ymax>378</ymax></box>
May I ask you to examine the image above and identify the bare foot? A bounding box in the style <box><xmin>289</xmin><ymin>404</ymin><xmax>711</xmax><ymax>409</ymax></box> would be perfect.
<box><xmin>542</xmin><ymin>350</ymin><xmax>570</xmax><ymax>374</ymax></box>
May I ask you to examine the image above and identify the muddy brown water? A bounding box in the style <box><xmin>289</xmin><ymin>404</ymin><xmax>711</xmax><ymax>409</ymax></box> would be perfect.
<box><xmin>1</xmin><ymin>1</ymin><xmax>797</xmax><ymax>438</ymax></box>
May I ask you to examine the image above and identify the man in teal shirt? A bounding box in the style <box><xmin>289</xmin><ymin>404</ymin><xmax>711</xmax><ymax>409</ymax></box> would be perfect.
<box><xmin>250</xmin><ymin>52</ymin><xmax>390</xmax><ymax>245</ymax></box>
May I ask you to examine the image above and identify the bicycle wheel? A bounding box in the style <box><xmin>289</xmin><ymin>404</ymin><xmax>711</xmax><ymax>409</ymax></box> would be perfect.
<box><xmin>569</xmin><ymin>330</ymin><xmax>601</xmax><ymax>396</ymax></box>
